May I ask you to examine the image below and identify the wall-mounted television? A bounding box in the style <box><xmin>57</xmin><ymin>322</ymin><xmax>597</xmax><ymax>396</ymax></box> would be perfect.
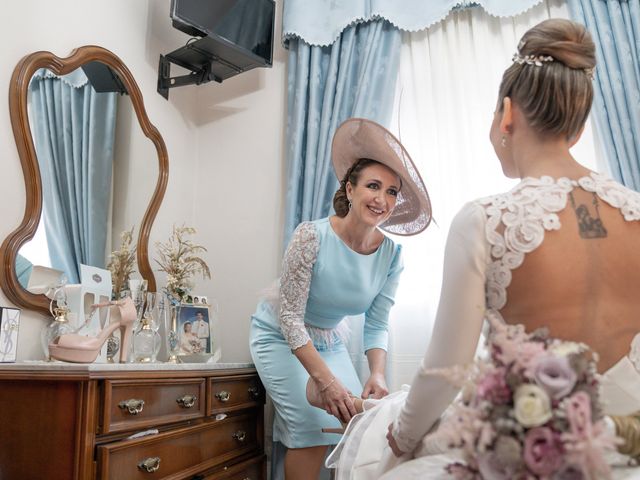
<box><xmin>158</xmin><ymin>0</ymin><xmax>275</xmax><ymax>99</ymax></box>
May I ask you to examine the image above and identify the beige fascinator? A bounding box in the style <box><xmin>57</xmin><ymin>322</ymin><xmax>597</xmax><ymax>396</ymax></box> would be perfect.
<box><xmin>331</xmin><ymin>118</ymin><xmax>432</xmax><ymax>236</ymax></box>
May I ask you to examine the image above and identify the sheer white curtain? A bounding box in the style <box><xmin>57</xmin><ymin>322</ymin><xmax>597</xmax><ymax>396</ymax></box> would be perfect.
<box><xmin>351</xmin><ymin>0</ymin><xmax>607</xmax><ymax>391</ymax></box>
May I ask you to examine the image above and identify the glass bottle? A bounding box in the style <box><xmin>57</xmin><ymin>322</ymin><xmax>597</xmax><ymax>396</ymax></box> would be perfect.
<box><xmin>41</xmin><ymin>286</ymin><xmax>73</xmax><ymax>360</ymax></box>
<box><xmin>164</xmin><ymin>300</ymin><xmax>180</xmax><ymax>363</ymax></box>
<box><xmin>133</xmin><ymin>294</ymin><xmax>161</xmax><ymax>362</ymax></box>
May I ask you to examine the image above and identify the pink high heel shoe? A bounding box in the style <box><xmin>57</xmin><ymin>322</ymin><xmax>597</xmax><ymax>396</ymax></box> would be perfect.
<box><xmin>49</xmin><ymin>298</ymin><xmax>137</xmax><ymax>363</ymax></box>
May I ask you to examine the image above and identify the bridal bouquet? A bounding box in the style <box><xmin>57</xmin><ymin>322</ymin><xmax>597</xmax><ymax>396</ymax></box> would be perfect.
<box><xmin>436</xmin><ymin>315</ymin><xmax>619</xmax><ymax>479</ymax></box>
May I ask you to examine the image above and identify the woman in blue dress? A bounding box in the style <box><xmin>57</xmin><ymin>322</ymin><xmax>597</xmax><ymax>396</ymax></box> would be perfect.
<box><xmin>249</xmin><ymin>118</ymin><xmax>431</xmax><ymax>478</ymax></box>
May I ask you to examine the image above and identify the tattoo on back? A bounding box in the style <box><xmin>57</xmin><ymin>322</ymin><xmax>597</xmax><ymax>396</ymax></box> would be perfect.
<box><xmin>569</xmin><ymin>192</ymin><xmax>608</xmax><ymax>239</ymax></box>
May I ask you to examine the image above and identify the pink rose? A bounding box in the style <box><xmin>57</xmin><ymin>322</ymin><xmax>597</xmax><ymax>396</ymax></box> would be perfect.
<box><xmin>477</xmin><ymin>368</ymin><xmax>511</xmax><ymax>405</ymax></box>
<box><xmin>534</xmin><ymin>355</ymin><xmax>577</xmax><ymax>399</ymax></box>
<box><xmin>523</xmin><ymin>427</ymin><xmax>564</xmax><ymax>476</ymax></box>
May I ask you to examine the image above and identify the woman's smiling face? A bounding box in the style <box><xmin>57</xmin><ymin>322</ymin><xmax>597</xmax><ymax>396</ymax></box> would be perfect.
<box><xmin>346</xmin><ymin>162</ymin><xmax>400</xmax><ymax>227</ymax></box>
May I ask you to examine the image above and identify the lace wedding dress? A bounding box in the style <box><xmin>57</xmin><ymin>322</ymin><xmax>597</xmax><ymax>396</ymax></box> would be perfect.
<box><xmin>329</xmin><ymin>172</ymin><xmax>640</xmax><ymax>479</ymax></box>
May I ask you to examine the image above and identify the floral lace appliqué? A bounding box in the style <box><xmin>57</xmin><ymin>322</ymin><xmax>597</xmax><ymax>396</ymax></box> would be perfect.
<box><xmin>279</xmin><ymin>222</ymin><xmax>319</xmax><ymax>351</ymax></box>
<box><xmin>478</xmin><ymin>173</ymin><xmax>640</xmax><ymax>311</ymax></box>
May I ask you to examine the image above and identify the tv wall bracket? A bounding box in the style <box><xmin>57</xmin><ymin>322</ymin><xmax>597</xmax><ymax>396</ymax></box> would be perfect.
<box><xmin>157</xmin><ymin>41</ymin><xmax>243</xmax><ymax>99</ymax></box>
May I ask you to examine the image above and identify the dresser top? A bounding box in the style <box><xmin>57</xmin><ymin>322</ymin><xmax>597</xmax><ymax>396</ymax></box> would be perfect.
<box><xmin>0</xmin><ymin>361</ymin><xmax>254</xmax><ymax>371</ymax></box>
<box><xmin>0</xmin><ymin>361</ymin><xmax>256</xmax><ymax>380</ymax></box>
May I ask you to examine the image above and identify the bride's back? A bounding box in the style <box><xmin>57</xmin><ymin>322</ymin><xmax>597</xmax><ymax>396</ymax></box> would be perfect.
<box><xmin>502</xmin><ymin>188</ymin><xmax>640</xmax><ymax>371</ymax></box>
<box><xmin>486</xmin><ymin>19</ymin><xmax>640</xmax><ymax>372</ymax></box>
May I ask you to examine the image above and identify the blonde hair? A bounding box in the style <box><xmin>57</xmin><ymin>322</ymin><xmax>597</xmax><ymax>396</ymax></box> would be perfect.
<box><xmin>497</xmin><ymin>19</ymin><xmax>596</xmax><ymax>140</ymax></box>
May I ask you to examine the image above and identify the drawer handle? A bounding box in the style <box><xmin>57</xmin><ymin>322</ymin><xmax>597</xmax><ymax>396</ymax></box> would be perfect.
<box><xmin>215</xmin><ymin>390</ymin><xmax>231</xmax><ymax>402</ymax></box>
<box><xmin>176</xmin><ymin>394</ymin><xmax>197</xmax><ymax>408</ymax></box>
<box><xmin>232</xmin><ymin>430</ymin><xmax>247</xmax><ymax>442</ymax></box>
<box><xmin>247</xmin><ymin>386</ymin><xmax>261</xmax><ymax>399</ymax></box>
<box><xmin>138</xmin><ymin>456</ymin><xmax>161</xmax><ymax>473</ymax></box>
<box><xmin>118</xmin><ymin>398</ymin><xmax>145</xmax><ymax>415</ymax></box>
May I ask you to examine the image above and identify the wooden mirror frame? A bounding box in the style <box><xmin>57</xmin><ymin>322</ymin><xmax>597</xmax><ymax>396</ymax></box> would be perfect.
<box><xmin>0</xmin><ymin>45</ymin><xmax>168</xmax><ymax>316</ymax></box>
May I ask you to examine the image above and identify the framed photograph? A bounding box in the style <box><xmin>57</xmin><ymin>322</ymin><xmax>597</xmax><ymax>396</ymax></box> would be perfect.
<box><xmin>177</xmin><ymin>304</ymin><xmax>212</xmax><ymax>355</ymax></box>
<box><xmin>0</xmin><ymin>307</ymin><xmax>21</xmax><ymax>363</ymax></box>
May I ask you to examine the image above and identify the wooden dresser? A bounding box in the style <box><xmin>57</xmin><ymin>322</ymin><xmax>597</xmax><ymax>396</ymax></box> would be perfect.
<box><xmin>0</xmin><ymin>363</ymin><xmax>265</xmax><ymax>480</ymax></box>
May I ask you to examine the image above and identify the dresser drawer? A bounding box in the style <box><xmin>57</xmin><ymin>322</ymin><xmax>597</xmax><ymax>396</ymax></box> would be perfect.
<box><xmin>97</xmin><ymin>413</ymin><xmax>259</xmax><ymax>479</ymax></box>
<box><xmin>209</xmin><ymin>375</ymin><xmax>264</xmax><ymax>414</ymax></box>
<box><xmin>202</xmin><ymin>455</ymin><xmax>265</xmax><ymax>480</ymax></box>
<box><xmin>102</xmin><ymin>378</ymin><xmax>206</xmax><ymax>434</ymax></box>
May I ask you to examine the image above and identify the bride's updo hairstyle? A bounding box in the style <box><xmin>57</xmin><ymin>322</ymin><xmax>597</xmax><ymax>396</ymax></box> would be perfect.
<box><xmin>498</xmin><ymin>19</ymin><xmax>596</xmax><ymax>141</ymax></box>
<box><xmin>333</xmin><ymin>158</ymin><xmax>384</xmax><ymax>217</ymax></box>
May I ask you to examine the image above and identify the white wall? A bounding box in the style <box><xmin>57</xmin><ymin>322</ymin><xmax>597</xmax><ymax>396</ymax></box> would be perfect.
<box><xmin>182</xmin><ymin>1</ymin><xmax>288</xmax><ymax>362</ymax></box>
<box><xmin>1</xmin><ymin>0</ymin><xmax>287</xmax><ymax>362</ymax></box>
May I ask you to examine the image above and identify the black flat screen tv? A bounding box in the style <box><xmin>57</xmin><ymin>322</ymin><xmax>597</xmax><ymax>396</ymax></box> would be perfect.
<box><xmin>170</xmin><ymin>0</ymin><xmax>274</xmax><ymax>67</ymax></box>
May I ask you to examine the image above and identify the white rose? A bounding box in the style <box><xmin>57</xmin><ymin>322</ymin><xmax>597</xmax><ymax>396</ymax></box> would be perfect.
<box><xmin>513</xmin><ymin>384</ymin><xmax>552</xmax><ymax>428</ymax></box>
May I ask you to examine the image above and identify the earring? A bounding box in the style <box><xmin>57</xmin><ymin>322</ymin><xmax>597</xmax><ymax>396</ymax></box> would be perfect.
<box><xmin>348</xmin><ymin>201</ymin><xmax>352</xmax><ymax>210</ymax></box>
<box><xmin>501</xmin><ymin>136</ymin><xmax>507</xmax><ymax>148</ymax></box>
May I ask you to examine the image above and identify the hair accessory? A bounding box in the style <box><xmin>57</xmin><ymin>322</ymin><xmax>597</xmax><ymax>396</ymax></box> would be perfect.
<box><xmin>512</xmin><ymin>52</ymin><xmax>555</xmax><ymax>67</ymax></box>
<box><xmin>331</xmin><ymin>118</ymin><xmax>432</xmax><ymax>236</ymax></box>
<box><xmin>514</xmin><ymin>40</ymin><xmax>595</xmax><ymax>79</ymax></box>
<box><xmin>584</xmin><ymin>66</ymin><xmax>596</xmax><ymax>80</ymax></box>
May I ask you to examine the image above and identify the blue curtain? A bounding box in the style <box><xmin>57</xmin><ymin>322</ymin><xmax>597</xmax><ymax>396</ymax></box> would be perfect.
<box><xmin>276</xmin><ymin>19</ymin><xmax>400</xmax><ymax>479</ymax></box>
<box><xmin>29</xmin><ymin>70</ymin><xmax>117</xmax><ymax>283</ymax></box>
<box><xmin>568</xmin><ymin>0</ymin><xmax>640</xmax><ymax>191</ymax></box>
<box><xmin>284</xmin><ymin>19</ymin><xmax>402</xmax><ymax>244</ymax></box>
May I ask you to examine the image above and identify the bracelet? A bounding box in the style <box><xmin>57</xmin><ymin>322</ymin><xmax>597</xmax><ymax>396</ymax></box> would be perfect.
<box><xmin>319</xmin><ymin>377</ymin><xmax>336</xmax><ymax>393</ymax></box>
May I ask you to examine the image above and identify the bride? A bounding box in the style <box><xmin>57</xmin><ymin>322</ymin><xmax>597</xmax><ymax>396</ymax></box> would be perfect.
<box><xmin>318</xmin><ymin>18</ymin><xmax>640</xmax><ymax>479</ymax></box>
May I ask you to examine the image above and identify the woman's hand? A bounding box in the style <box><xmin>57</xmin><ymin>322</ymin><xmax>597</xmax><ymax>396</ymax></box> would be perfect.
<box><xmin>319</xmin><ymin>377</ymin><xmax>358</xmax><ymax>424</ymax></box>
<box><xmin>386</xmin><ymin>423</ymin><xmax>405</xmax><ymax>457</ymax></box>
<box><xmin>361</xmin><ymin>372</ymin><xmax>388</xmax><ymax>399</ymax></box>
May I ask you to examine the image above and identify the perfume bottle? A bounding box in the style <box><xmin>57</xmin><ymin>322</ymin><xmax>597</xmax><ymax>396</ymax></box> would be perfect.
<box><xmin>133</xmin><ymin>299</ymin><xmax>161</xmax><ymax>363</ymax></box>
<box><xmin>41</xmin><ymin>286</ymin><xmax>73</xmax><ymax>360</ymax></box>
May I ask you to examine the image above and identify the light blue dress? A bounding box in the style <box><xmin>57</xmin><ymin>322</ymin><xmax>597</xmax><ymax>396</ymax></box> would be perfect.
<box><xmin>249</xmin><ymin>217</ymin><xmax>403</xmax><ymax>448</ymax></box>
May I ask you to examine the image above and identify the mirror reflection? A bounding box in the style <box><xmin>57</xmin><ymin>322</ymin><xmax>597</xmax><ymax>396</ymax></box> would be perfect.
<box><xmin>17</xmin><ymin>62</ymin><xmax>157</xmax><ymax>289</ymax></box>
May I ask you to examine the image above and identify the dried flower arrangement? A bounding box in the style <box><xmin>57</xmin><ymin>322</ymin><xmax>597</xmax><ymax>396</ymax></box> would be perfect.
<box><xmin>155</xmin><ymin>225</ymin><xmax>211</xmax><ymax>303</ymax></box>
<box><xmin>107</xmin><ymin>227</ymin><xmax>137</xmax><ymax>299</ymax></box>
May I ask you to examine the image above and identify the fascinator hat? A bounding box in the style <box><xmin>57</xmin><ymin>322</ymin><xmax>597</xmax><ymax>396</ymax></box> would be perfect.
<box><xmin>331</xmin><ymin>118</ymin><xmax>432</xmax><ymax>236</ymax></box>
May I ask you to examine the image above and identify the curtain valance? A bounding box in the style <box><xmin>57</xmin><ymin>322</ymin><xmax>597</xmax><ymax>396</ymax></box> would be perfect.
<box><xmin>31</xmin><ymin>68</ymin><xmax>89</xmax><ymax>89</ymax></box>
<box><xmin>283</xmin><ymin>0</ymin><xmax>544</xmax><ymax>46</ymax></box>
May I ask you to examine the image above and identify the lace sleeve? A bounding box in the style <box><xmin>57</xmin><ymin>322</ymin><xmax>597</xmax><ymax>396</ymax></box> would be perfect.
<box><xmin>279</xmin><ymin>222</ymin><xmax>319</xmax><ymax>351</ymax></box>
<box><xmin>392</xmin><ymin>202</ymin><xmax>489</xmax><ymax>453</ymax></box>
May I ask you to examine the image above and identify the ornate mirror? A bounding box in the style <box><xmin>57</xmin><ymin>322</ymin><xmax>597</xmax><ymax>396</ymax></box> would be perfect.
<box><xmin>0</xmin><ymin>46</ymin><xmax>168</xmax><ymax>316</ymax></box>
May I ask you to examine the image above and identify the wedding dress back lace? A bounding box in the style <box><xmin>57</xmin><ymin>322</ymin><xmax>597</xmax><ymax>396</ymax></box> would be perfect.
<box><xmin>482</xmin><ymin>173</ymin><xmax>640</xmax><ymax>371</ymax></box>
<box><xmin>331</xmin><ymin>172</ymin><xmax>640</xmax><ymax>479</ymax></box>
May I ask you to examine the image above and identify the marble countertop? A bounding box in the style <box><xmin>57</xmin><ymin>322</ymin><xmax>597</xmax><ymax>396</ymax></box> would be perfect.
<box><xmin>0</xmin><ymin>360</ymin><xmax>254</xmax><ymax>371</ymax></box>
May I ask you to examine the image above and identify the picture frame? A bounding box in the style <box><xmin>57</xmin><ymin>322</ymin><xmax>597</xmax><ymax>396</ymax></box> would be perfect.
<box><xmin>0</xmin><ymin>306</ymin><xmax>21</xmax><ymax>363</ymax></box>
<box><xmin>177</xmin><ymin>303</ymin><xmax>212</xmax><ymax>355</ymax></box>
